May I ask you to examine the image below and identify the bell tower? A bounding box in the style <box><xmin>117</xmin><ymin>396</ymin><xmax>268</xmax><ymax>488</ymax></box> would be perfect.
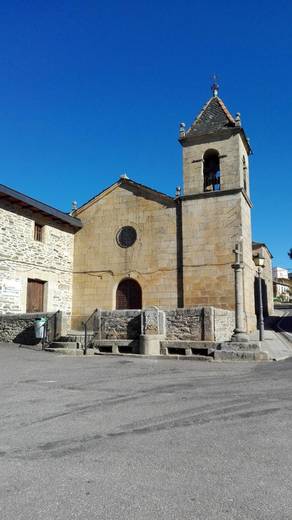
<box><xmin>179</xmin><ymin>81</ymin><xmax>251</xmax><ymax>197</ymax></box>
<box><xmin>178</xmin><ymin>84</ymin><xmax>256</xmax><ymax>332</ymax></box>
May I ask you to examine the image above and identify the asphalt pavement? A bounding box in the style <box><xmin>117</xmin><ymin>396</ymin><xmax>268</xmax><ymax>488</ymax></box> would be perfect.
<box><xmin>0</xmin><ymin>343</ymin><xmax>292</xmax><ymax>520</ymax></box>
<box><xmin>274</xmin><ymin>306</ymin><xmax>292</xmax><ymax>343</ymax></box>
<box><xmin>278</xmin><ymin>313</ymin><xmax>292</xmax><ymax>333</ymax></box>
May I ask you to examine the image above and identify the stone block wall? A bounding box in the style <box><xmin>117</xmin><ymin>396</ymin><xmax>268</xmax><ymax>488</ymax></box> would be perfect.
<box><xmin>182</xmin><ymin>193</ymin><xmax>240</xmax><ymax>310</ymax></box>
<box><xmin>72</xmin><ymin>183</ymin><xmax>178</xmax><ymax>321</ymax></box>
<box><xmin>165</xmin><ymin>307</ymin><xmax>234</xmax><ymax>341</ymax></box>
<box><xmin>0</xmin><ymin>306</ymin><xmax>235</xmax><ymax>344</ymax></box>
<box><xmin>88</xmin><ymin>306</ymin><xmax>235</xmax><ymax>343</ymax></box>
<box><xmin>0</xmin><ymin>312</ymin><xmax>62</xmax><ymax>344</ymax></box>
<box><xmin>183</xmin><ymin>133</ymin><xmax>246</xmax><ymax>196</ymax></box>
<box><xmin>99</xmin><ymin>310</ymin><xmax>141</xmax><ymax>339</ymax></box>
<box><xmin>165</xmin><ymin>308</ymin><xmax>203</xmax><ymax>340</ymax></box>
<box><xmin>180</xmin><ymin>128</ymin><xmax>256</xmax><ymax>333</ymax></box>
<box><xmin>181</xmin><ymin>190</ymin><xmax>256</xmax><ymax>333</ymax></box>
<box><xmin>240</xmin><ymin>197</ymin><xmax>257</xmax><ymax>332</ymax></box>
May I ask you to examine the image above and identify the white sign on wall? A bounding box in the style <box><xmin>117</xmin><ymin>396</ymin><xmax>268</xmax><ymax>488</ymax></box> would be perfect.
<box><xmin>0</xmin><ymin>279</ymin><xmax>21</xmax><ymax>296</ymax></box>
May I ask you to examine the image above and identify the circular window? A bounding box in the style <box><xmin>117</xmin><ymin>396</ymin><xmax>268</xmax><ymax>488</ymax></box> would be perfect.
<box><xmin>116</xmin><ymin>226</ymin><xmax>137</xmax><ymax>248</ymax></box>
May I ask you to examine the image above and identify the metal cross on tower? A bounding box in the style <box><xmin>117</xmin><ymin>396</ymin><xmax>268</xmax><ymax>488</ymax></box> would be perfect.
<box><xmin>211</xmin><ymin>74</ymin><xmax>219</xmax><ymax>97</ymax></box>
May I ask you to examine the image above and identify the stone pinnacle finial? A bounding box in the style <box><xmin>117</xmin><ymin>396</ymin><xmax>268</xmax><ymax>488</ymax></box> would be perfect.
<box><xmin>69</xmin><ymin>200</ymin><xmax>77</xmax><ymax>215</ymax></box>
<box><xmin>235</xmin><ymin>112</ymin><xmax>241</xmax><ymax>127</ymax></box>
<box><xmin>120</xmin><ymin>172</ymin><xmax>129</xmax><ymax>179</ymax></box>
<box><xmin>179</xmin><ymin>122</ymin><xmax>186</xmax><ymax>138</ymax></box>
<box><xmin>211</xmin><ymin>74</ymin><xmax>219</xmax><ymax>97</ymax></box>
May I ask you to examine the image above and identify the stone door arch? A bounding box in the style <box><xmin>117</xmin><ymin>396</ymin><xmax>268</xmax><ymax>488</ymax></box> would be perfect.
<box><xmin>116</xmin><ymin>279</ymin><xmax>142</xmax><ymax>310</ymax></box>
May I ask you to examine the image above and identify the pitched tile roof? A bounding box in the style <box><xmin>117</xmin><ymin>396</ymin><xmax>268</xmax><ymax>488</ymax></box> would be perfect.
<box><xmin>187</xmin><ymin>96</ymin><xmax>236</xmax><ymax>137</ymax></box>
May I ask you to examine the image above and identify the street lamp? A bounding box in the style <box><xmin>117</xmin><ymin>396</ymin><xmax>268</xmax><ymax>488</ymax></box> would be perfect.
<box><xmin>254</xmin><ymin>252</ymin><xmax>265</xmax><ymax>341</ymax></box>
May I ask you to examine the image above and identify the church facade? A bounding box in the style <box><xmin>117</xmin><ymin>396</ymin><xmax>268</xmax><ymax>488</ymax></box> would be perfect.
<box><xmin>0</xmin><ymin>90</ymin><xmax>274</xmax><ymax>337</ymax></box>
<box><xmin>72</xmin><ymin>92</ymin><xmax>261</xmax><ymax>332</ymax></box>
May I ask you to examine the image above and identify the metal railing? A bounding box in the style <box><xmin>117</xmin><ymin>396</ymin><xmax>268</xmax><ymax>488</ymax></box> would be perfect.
<box><xmin>82</xmin><ymin>308</ymin><xmax>99</xmax><ymax>355</ymax></box>
<box><xmin>42</xmin><ymin>310</ymin><xmax>62</xmax><ymax>350</ymax></box>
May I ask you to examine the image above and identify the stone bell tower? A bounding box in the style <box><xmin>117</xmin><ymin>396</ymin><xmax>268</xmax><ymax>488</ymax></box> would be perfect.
<box><xmin>179</xmin><ymin>82</ymin><xmax>256</xmax><ymax>332</ymax></box>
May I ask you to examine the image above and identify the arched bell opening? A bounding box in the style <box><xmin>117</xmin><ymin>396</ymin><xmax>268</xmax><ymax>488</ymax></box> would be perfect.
<box><xmin>203</xmin><ymin>149</ymin><xmax>221</xmax><ymax>192</ymax></box>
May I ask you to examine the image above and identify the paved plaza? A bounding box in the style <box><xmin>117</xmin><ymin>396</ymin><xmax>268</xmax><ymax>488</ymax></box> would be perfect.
<box><xmin>0</xmin><ymin>343</ymin><xmax>292</xmax><ymax>519</ymax></box>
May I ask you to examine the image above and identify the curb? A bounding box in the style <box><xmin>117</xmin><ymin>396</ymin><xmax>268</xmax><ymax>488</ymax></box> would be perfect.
<box><xmin>45</xmin><ymin>349</ymin><xmax>213</xmax><ymax>361</ymax></box>
<box><xmin>94</xmin><ymin>352</ymin><xmax>213</xmax><ymax>361</ymax></box>
<box><xmin>276</xmin><ymin>316</ymin><xmax>292</xmax><ymax>344</ymax></box>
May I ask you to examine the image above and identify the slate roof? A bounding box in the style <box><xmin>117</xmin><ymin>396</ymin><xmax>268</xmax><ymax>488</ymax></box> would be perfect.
<box><xmin>187</xmin><ymin>96</ymin><xmax>236</xmax><ymax>137</ymax></box>
<box><xmin>252</xmin><ymin>241</ymin><xmax>273</xmax><ymax>259</ymax></box>
<box><xmin>0</xmin><ymin>183</ymin><xmax>82</xmax><ymax>231</ymax></box>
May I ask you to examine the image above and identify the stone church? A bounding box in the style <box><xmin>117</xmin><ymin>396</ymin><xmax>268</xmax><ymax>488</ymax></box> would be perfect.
<box><xmin>0</xmin><ymin>88</ymin><xmax>274</xmax><ymax>341</ymax></box>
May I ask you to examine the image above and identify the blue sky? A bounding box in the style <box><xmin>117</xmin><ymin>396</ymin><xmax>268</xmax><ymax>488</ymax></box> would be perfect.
<box><xmin>0</xmin><ymin>0</ymin><xmax>291</xmax><ymax>269</ymax></box>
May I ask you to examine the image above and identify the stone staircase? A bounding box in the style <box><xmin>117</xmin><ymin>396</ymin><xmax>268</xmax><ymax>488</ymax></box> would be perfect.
<box><xmin>44</xmin><ymin>330</ymin><xmax>94</xmax><ymax>355</ymax></box>
<box><xmin>214</xmin><ymin>341</ymin><xmax>269</xmax><ymax>361</ymax></box>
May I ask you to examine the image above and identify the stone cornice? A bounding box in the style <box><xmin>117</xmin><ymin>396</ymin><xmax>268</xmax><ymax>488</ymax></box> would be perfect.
<box><xmin>179</xmin><ymin>127</ymin><xmax>252</xmax><ymax>155</ymax></box>
<box><xmin>181</xmin><ymin>188</ymin><xmax>253</xmax><ymax>208</ymax></box>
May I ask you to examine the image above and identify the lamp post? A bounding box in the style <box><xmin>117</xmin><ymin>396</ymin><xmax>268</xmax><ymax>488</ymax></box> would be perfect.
<box><xmin>254</xmin><ymin>252</ymin><xmax>265</xmax><ymax>341</ymax></box>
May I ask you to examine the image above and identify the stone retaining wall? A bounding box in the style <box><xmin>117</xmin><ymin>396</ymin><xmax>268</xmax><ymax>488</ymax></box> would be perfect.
<box><xmin>165</xmin><ymin>307</ymin><xmax>234</xmax><ymax>341</ymax></box>
<box><xmin>100</xmin><ymin>311</ymin><xmax>141</xmax><ymax>339</ymax></box>
<box><xmin>0</xmin><ymin>312</ymin><xmax>62</xmax><ymax>344</ymax></box>
<box><xmin>91</xmin><ymin>307</ymin><xmax>234</xmax><ymax>342</ymax></box>
<box><xmin>165</xmin><ymin>308</ymin><xmax>203</xmax><ymax>340</ymax></box>
<box><xmin>0</xmin><ymin>307</ymin><xmax>235</xmax><ymax>345</ymax></box>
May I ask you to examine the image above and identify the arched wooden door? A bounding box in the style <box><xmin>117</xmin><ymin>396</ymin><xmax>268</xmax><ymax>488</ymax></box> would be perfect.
<box><xmin>116</xmin><ymin>279</ymin><xmax>142</xmax><ymax>309</ymax></box>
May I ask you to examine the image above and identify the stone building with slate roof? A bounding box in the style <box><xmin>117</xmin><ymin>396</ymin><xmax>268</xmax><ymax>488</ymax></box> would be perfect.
<box><xmin>71</xmin><ymin>89</ymin><xmax>272</xmax><ymax>333</ymax></box>
<box><xmin>0</xmin><ymin>88</ymin><xmax>274</xmax><ymax>337</ymax></box>
<box><xmin>0</xmin><ymin>183</ymin><xmax>81</xmax><ymax>333</ymax></box>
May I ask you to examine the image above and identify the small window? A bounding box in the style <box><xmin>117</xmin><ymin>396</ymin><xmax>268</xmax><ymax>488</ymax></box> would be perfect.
<box><xmin>34</xmin><ymin>223</ymin><xmax>43</xmax><ymax>242</ymax></box>
<box><xmin>203</xmin><ymin>150</ymin><xmax>221</xmax><ymax>192</ymax></box>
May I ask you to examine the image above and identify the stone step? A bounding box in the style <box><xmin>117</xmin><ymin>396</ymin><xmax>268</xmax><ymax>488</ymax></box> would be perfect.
<box><xmin>217</xmin><ymin>341</ymin><xmax>260</xmax><ymax>352</ymax></box>
<box><xmin>213</xmin><ymin>340</ymin><xmax>269</xmax><ymax>361</ymax></box>
<box><xmin>214</xmin><ymin>350</ymin><xmax>269</xmax><ymax>361</ymax></box>
<box><xmin>48</xmin><ymin>341</ymin><xmax>80</xmax><ymax>349</ymax></box>
<box><xmin>44</xmin><ymin>347</ymin><xmax>96</xmax><ymax>356</ymax></box>
<box><xmin>93</xmin><ymin>351</ymin><xmax>213</xmax><ymax>361</ymax></box>
<box><xmin>44</xmin><ymin>347</ymin><xmax>84</xmax><ymax>356</ymax></box>
<box><xmin>58</xmin><ymin>334</ymin><xmax>95</xmax><ymax>344</ymax></box>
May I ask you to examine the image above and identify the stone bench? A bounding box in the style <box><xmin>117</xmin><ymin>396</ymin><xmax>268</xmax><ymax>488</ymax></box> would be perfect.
<box><xmin>160</xmin><ymin>341</ymin><xmax>218</xmax><ymax>357</ymax></box>
<box><xmin>91</xmin><ymin>339</ymin><xmax>139</xmax><ymax>354</ymax></box>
